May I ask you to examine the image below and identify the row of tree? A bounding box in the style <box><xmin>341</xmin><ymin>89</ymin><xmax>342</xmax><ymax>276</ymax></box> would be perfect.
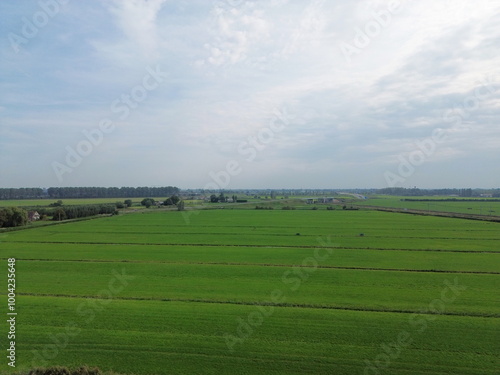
<box><xmin>210</xmin><ymin>193</ymin><xmax>240</xmax><ymax>203</ymax></box>
<box><xmin>0</xmin><ymin>187</ymin><xmax>180</xmax><ymax>200</ymax></box>
<box><xmin>46</xmin><ymin>186</ymin><xmax>179</xmax><ymax>199</ymax></box>
<box><xmin>0</xmin><ymin>207</ymin><xmax>28</xmax><ymax>228</ymax></box>
<box><xmin>0</xmin><ymin>188</ymin><xmax>44</xmax><ymax>200</ymax></box>
<box><xmin>377</xmin><ymin>187</ymin><xmax>500</xmax><ymax>197</ymax></box>
<box><xmin>51</xmin><ymin>205</ymin><xmax>118</xmax><ymax>221</ymax></box>
<box><xmin>140</xmin><ymin>196</ymin><xmax>184</xmax><ymax>210</ymax></box>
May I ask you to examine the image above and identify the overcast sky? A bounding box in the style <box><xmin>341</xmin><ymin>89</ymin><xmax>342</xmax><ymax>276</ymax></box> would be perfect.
<box><xmin>1</xmin><ymin>0</ymin><xmax>499</xmax><ymax>189</ymax></box>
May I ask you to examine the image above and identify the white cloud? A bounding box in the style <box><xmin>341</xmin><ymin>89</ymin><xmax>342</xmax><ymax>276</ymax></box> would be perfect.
<box><xmin>107</xmin><ymin>0</ymin><xmax>167</xmax><ymax>60</ymax></box>
<box><xmin>1</xmin><ymin>0</ymin><xmax>499</xmax><ymax>188</ymax></box>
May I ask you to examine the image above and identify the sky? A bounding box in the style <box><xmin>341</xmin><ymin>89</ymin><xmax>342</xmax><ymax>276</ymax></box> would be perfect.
<box><xmin>0</xmin><ymin>0</ymin><xmax>499</xmax><ymax>189</ymax></box>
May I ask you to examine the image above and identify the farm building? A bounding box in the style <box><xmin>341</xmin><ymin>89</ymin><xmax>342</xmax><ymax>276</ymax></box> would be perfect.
<box><xmin>28</xmin><ymin>211</ymin><xmax>40</xmax><ymax>221</ymax></box>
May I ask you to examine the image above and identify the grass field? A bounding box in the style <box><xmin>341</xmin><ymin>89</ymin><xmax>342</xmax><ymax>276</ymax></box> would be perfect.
<box><xmin>358</xmin><ymin>195</ymin><xmax>500</xmax><ymax>216</ymax></box>
<box><xmin>1</xmin><ymin>209</ymin><xmax>499</xmax><ymax>374</ymax></box>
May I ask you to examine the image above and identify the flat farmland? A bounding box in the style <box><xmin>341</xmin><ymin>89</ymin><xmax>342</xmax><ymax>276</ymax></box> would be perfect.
<box><xmin>1</xmin><ymin>209</ymin><xmax>499</xmax><ymax>375</ymax></box>
<box><xmin>359</xmin><ymin>196</ymin><xmax>500</xmax><ymax>216</ymax></box>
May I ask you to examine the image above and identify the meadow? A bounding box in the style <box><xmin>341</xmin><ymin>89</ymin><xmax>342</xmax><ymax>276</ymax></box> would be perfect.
<box><xmin>1</xmin><ymin>209</ymin><xmax>499</xmax><ymax>374</ymax></box>
<box><xmin>358</xmin><ymin>195</ymin><xmax>500</xmax><ymax>216</ymax></box>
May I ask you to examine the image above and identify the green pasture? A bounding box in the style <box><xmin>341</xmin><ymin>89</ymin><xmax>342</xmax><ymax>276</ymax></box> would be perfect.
<box><xmin>360</xmin><ymin>195</ymin><xmax>500</xmax><ymax>216</ymax></box>
<box><xmin>3</xmin><ymin>242</ymin><xmax>499</xmax><ymax>273</ymax></box>
<box><xmin>0</xmin><ymin>209</ymin><xmax>498</xmax><ymax>374</ymax></box>
<box><xmin>14</xmin><ymin>260</ymin><xmax>500</xmax><ymax>315</ymax></box>
<box><xmin>8</xmin><ymin>297</ymin><xmax>499</xmax><ymax>375</ymax></box>
<box><xmin>5</xmin><ymin>210</ymin><xmax>499</xmax><ymax>251</ymax></box>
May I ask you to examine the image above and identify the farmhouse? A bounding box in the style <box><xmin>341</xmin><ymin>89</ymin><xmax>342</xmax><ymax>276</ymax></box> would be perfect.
<box><xmin>28</xmin><ymin>211</ymin><xmax>40</xmax><ymax>221</ymax></box>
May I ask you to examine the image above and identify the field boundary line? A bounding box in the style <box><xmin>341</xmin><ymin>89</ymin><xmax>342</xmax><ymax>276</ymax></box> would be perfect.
<box><xmin>6</xmin><ymin>258</ymin><xmax>500</xmax><ymax>275</ymax></box>
<box><xmin>3</xmin><ymin>241</ymin><xmax>499</xmax><ymax>253</ymax></box>
<box><xmin>15</xmin><ymin>293</ymin><xmax>500</xmax><ymax>318</ymax></box>
<box><xmin>358</xmin><ymin>205</ymin><xmax>500</xmax><ymax>223</ymax></box>
<box><xmin>43</xmin><ymin>230</ymin><xmax>500</xmax><ymax>241</ymax></box>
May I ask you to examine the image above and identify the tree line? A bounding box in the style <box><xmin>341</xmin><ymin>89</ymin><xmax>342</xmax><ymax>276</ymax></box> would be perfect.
<box><xmin>0</xmin><ymin>207</ymin><xmax>28</xmax><ymax>228</ymax></box>
<box><xmin>49</xmin><ymin>204</ymin><xmax>118</xmax><ymax>220</ymax></box>
<box><xmin>0</xmin><ymin>186</ymin><xmax>179</xmax><ymax>200</ymax></box>
<box><xmin>0</xmin><ymin>188</ymin><xmax>43</xmax><ymax>200</ymax></box>
<box><xmin>378</xmin><ymin>187</ymin><xmax>500</xmax><ymax>197</ymax></box>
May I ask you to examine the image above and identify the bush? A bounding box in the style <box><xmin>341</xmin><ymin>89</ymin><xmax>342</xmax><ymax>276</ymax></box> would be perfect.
<box><xmin>29</xmin><ymin>366</ymin><xmax>102</xmax><ymax>375</ymax></box>
<box><xmin>0</xmin><ymin>207</ymin><xmax>28</xmax><ymax>227</ymax></box>
<box><xmin>51</xmin><ymin>204</ymin><xmax>117</xmax><ymax>221</ymax></box>
<box><xmin>141</xmin><ymin>198</ymin><xmax>155</xmax><ymax>208</ymax></box>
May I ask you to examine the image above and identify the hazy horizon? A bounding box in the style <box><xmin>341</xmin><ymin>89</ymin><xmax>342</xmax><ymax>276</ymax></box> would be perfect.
<box><xmin>1</xmin><ymin>0</ymin><xmax>499</xmax><ymax>190</ymax></box>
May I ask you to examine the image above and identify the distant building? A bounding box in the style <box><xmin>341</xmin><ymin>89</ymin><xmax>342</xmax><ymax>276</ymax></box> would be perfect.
<box><xmin>28</xmin><ymin>211</ymin><xmax>40</xmax><ymax>221</ymax></box>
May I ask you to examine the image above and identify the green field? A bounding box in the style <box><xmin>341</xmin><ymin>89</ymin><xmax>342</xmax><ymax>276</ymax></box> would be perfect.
<box><xmin>1</xmin><ymin>209</ymin><xmax>499</xmax><ymax>374</ymax></box>
<box><xmin>359</xmin><ymin>195</ymin><xmax>500</xmax><ymax>216</ymax></box>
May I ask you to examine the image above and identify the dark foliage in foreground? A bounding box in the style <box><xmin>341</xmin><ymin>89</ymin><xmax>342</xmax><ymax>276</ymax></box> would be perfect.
<box><xmin>0</xmin><ymin>207</ymin><xmax>28</xmax><ymax>227</ymax></box>
<box><xmin>28</xmin><ymin>366</ymin><xmax>102</xmax><ymax>375</ymax></box>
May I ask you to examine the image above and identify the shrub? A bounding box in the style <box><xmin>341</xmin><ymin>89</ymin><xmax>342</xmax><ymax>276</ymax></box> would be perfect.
<box><xmin>0</xmin><ymin>207</ymin><xmax>28</xmax><ymax>227</ymax></box>
<box><xmin>28</xmin><ymin>366</ymin><xmax>102</xmax><ymax>375</ymax></box>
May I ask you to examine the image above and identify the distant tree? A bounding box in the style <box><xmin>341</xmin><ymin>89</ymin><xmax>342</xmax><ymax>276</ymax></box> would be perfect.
<box><xmin>460</xmin><ymin>188</ymin><xmax>473</xmax><ymax>197</ymax></box>
<box><xmin>0</xmin><ymin>207</ymin><xmax>28</xmax><ymax>227</ymax></box>
<box><xmin>124</xmin><ymin>199</ymin><xmax>132</xmax><ymax>207</ymax></box>
<box><xmin>53</xmin><ymin>208</ymin><xmax>66</xmax><ymax>221</ymax></box>
<box><xmin>0</xmin><ymin>208</ymin><xmax>8</xmax><ymax>227</ymax></box>
<box><xmin>177</xmin><ymin>200</ymin><xmax>185</xmax><ymax>211</ymax></box>
<box><xmin>141</xmin><ymin>198</ymin><xmax>155</xmax><ymax>208</ymax></box>
<box><xmin>219</xmin><ymin>193</ymin><xmax>226</xmax><ymax>203</ymax></box>
<box><xmin>7</xmin><ymin>207</ymin><xmax>28</xmax><ymax>227</ymax></box>
<box><xmin>164</xmin><ymin>195</ymin><xmax>180</xmax><ymax>206</ymax></box>
<box><xmin>115</xmin><ymin>202</ymin><xmax>125</xmax><ymax>209</ymax></box>
<box><xmin>210</xmin><ymin>194</ymin><xmax>218</xmax><ymax>203</ymax></box>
